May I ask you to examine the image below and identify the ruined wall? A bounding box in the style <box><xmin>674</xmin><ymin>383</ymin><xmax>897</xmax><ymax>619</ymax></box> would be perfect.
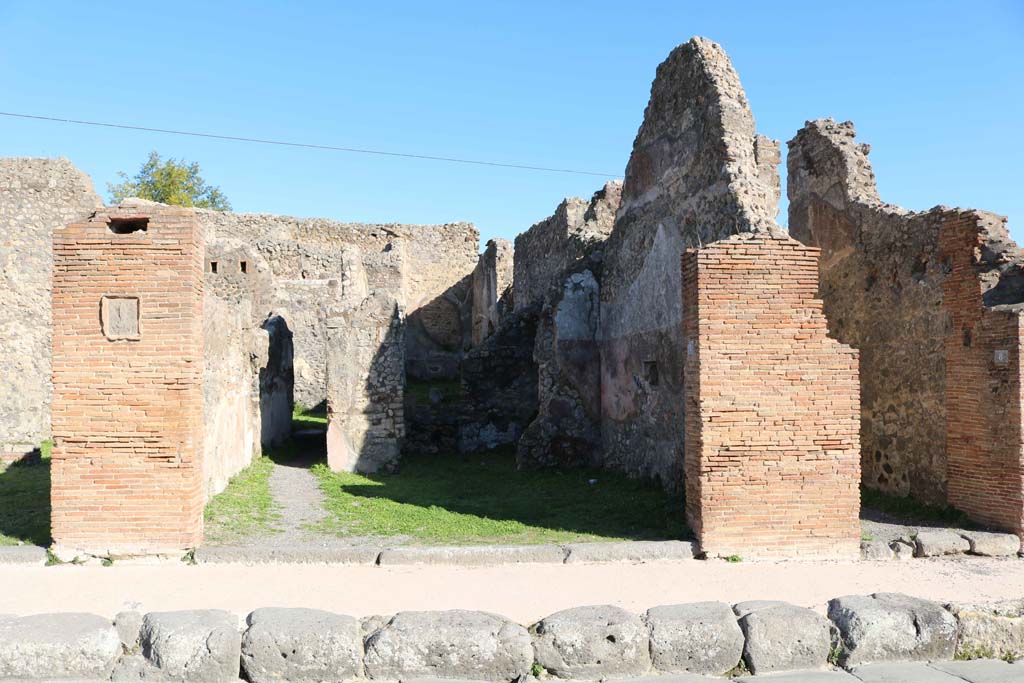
<box><xmin>470</xmin><ymin>238</ymin><xmax>513</xmax><ymax>347</ymax></box>
<box><xmin>0</xmin><ymin>158</ymin><xmax>101</xmax><ymax>463</ymax></box>
<box><xmin>513</xmin><ymin>182</ymin><xmax>621</xmax><ymax>313</ymax></box>
<box><xmin>326</xmin><ymin>292</ymin><xmax>406</xmax><ymax>474</ymax></box>
<box><xmin>682</xmin><ymin>233</ymin><xmax>861</xmax><ymax>559</ymax></box>
<box><xmin>202</xmin><ymin>237</ymin><xmax>292</xmax><ymax>496</ymax></box>
<box><xmin>518</xmin><ymin>269</ymin><xmax>602</xmax><ymax>468</ymax></box>
<box><xmin>940</xmin><ymin>212</ymin><xmax>1024</xmax><ymax>534</ymax></box>
<box><xmin>598</xmin><ymin>37</ymin><xmax>779</xmax><ymax>489</ymax></box>
<box><xmin>199</xmin><ymin>211</ymin><xmax>478</xmax><ymax>393</ymax></box>
<box><xmin>51</xmin><ymin>204</ymin><xmax>205</xmax><ymax>555</ymax></box>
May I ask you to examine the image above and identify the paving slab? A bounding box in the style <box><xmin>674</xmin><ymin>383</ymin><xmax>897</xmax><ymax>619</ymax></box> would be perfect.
<box><xmin>606</xmin><ymin>675</ymin><xmax>719</xmax><ymax>683</ymax></box>
<box><xmin>0</xmin><ymin>545</ymin><xmax>46</xmax><ymax>564</ymax></box>
<box><xmin>850</xmin><ymin>662</ymin><xmax>965</xmax><ymax>682</ymax></box>
<box><xmin>378</xmin><ymin>544</ymin><xmax>566</xmax><ymax>566</ymax></box>
<box><xmin>734</xmin><ymin>670</ymin><xmax>858</xmax><ymax>681</ymax></box>
<box><xmin>930</xmin><ymin>659</ymin><xmax>1024</xmax><ymax>682</ymax></box>
<box><xmin>194</xmin><ymin>544</ymin><xmax>381</xmax><ymax>564</ymax></box>
<box><xmin>564</xmin><ymin>540</ymin><xmax>696</xmax><ymax>563</ymax></box>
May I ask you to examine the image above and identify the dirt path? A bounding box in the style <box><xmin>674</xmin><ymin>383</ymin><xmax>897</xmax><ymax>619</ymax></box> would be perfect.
<box><xmin>266</xmin><ymin>451</ymin><xmax>328</xmax><ymax>541</ymax></box>
<box><xmin>3</xmin><ymin>557</ymin><xmax>1023</xmax><ymax>623</ymax></box>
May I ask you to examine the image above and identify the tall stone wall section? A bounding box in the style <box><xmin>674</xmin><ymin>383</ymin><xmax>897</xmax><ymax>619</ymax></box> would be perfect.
<box><xmin>513</xmin><ymin>181</ymin><xmax>621</xmax><ymax>313</ymax></box>
<box><xmin>0</xmin><ymin>158</ymin><xmax>101</xmax><ymax>463</ymax></box>
<box><xmin>939</xmin><ymin>211</ymin><xmax>1024</xmax><ymax>535</ymax></box>
<box><xmin>788</xmin><ymin>119</ymin><xmax>1024</xmax><ymax>510</ymax></box>
<box><xmin>682</xmin><ymin>233</ymin><xmax>861</xmax><ymax>559</ymax></box>
<box><xmin>598</xmin><ymin>37</ymin><xmax>780</xmax><ymax>490</ymax></box>
<box><xmin>326</xmin><ymin>292</ymin><xmax>406</xmax><ymax>474</ymax></box>
<box><xmin>470</xmin><ymin>238</ymin><xmax>513</xmax><ymax>346</ymax></box>
<box><xmin>51</xmin><ymin>204</ymin><xmax>205</xmax><ymax>556</ymax></box>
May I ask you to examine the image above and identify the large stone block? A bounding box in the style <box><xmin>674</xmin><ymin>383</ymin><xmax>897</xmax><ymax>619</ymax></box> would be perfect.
<box><xmin>828</xmin><ymin>593</ymin><xmax>957</xmax><ymax>666</ymax></box>
<box><xmin>136</xmin><ymin>610</ymin><xmax>241</xmax><ymax>681</ymax></box>
<box><xmin>363</xmin><ymin>610</ymin><xmax>532</xmax><ymax>681</ymax></box>
<box><xmin>960</xmin><ymin>531</ymin><xmax>1021</xmax><ymax>557</ymax></box>
<box><xmin>0</xmin><ymin>613</ymin><xmax>120</xmax><ymax>680</ymax></box>
<box><xmin>564</xmin><ymin>541</ymin><xmax>696</xmax><ymax>563</ymax></box>
<box><xmin>241</xmin><ymin>608</ymin><xmax>361</xmax><ymax>683</ymax></box>
<box><xmin>645</xmin><ymin>602</ymin><xmax>742</xmax><ymax>675</ymax></box>
<box><xmin>531</xmin><ymin>605</ymin><xmax>650</xmax><ymax>679</ymax></box>
<box><xmin>736</xmin><ymin>602</ymin><xmax>831</xmax><ymax>674</ymax></box>
<box><xmin>950</xmin><ymin>600</ymin><xmax>1024</xmax><ymax>660</ymax></box>
<box><xmin>914</xmin><ymin>530</ymin><xmax>970</xmax><ymax>557</ymax></box>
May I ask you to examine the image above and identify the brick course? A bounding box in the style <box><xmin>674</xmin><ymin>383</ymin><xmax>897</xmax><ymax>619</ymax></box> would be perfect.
<box><xmin>682</xmin><ymin>233</ymin><xmax>861</xmax><ymax>559</ymax></box>
<box><xmin>940</xmin><ymin>212</ymin><xmax>1024</xmax><ymax>536</ymax></box>
<box><xmin>51</xmin><ymin>204</ymin><xmax>205</xmax><ymax>555</ymax></box>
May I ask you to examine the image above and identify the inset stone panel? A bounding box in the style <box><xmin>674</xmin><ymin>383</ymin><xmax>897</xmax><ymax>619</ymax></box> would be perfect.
<box><xmin>100</xmin><ymin>296</ymin><xmax>140</xmax><ymax>341</ymax></box>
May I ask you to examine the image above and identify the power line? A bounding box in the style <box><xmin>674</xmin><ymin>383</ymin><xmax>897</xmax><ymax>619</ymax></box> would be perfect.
<box><xmin>0</xmin><ymin>111</ymin><xmax>617</xmax><ymax>178</ymax></box>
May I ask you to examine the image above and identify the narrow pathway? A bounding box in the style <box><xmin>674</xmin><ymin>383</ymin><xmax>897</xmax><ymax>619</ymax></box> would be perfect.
<box><xmin>267</xmin><ymin>449</ymin><xmax>328</xmax><ymax>541</ymax></box>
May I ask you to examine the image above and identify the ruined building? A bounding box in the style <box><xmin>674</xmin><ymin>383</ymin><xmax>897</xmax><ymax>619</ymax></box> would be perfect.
<box><xmin>0</xmin><ymin>35</ymin><xmax>1020</xmax><ymax>558</ymax></box>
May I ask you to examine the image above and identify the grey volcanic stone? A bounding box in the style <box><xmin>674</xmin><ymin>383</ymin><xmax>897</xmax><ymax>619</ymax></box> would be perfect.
<box><xmin>914</xmin><ymin>530</ymin><xmax>970</xmax><ymax>557</ymax></box>
<box><xmin>0</xmin><ymin>545</ymin><xmax>46</xmax><ymax>564</ymax></box>
<box><xmin>861</xmin><ymin>541</ymin><xmax>895</xmax><ymax>560</ymax></box>
<box><xmin>737</xmin><ymin>602</ymin><xmax>831</xmax><ymax>673</ymax></box>
<box><xmin>0</xmin><ymin>612</ymin><xmax>120</xmax><ymax>679</ymax></box>
<box><xmin>377</xmin><ymin>544</ymin><xmax>566</xmax><ymax>566</ymax></box>
<box><xmin>960</xmin><ymin>531</ymin><xmax>1021</xmax><ymax>557</ymax></box>
<box><xmin>564</xmin><ymin>541</ymin><xmax>696</xmax><ymax>563</ymax></box>
<box><xmin>531</xmin><ymin>605</ymin><xmax>650</xmax><ymax>679</ymax></box>
<box><xmin>194</xmin><ymin>545</ymin><xmax>381</xmax><ymax>565</ymax></box>
<box><xmin>115</xmin><ymin>610</ymin><xmax>143</xmax><ymax>652</ymax></box>
<box><xmin>891</xmin><ymin>541</ymin><xmax>915</xmax><ymax>561</ymax></box>
<box><xmin>363</xmin><ymin>610</ymin><xmax>532</xmax><ymax>681</ymax></box>
<box><xmin>851</xmin><ymin>662</ymin><xmax>967</xmax><ymax>682</ymax></box>
<box><xmin>735</xmin><ymin>671</ymin><xmax>858</xmax><ymax>682</ymax></box>
<box><xmin>645</xmin><ymin>602</ymin><xmax>742</xmax><ymax>674</ymax></box>
<box><xmin>931</xmin><ymin>659</ymin><xmax>1024</xmax><ymax>682</ymax></box>
<box><xmin>733</xmin><ymin>600</ymin><xmax>788</xmax><ymax>619</ymax></box>
<box><xmin>828</xmin><ymin>593</ymin><xmax>957</xmax><ymax>666</ymax></box>
<box><xmin>139</xmin><ymin>610</ymin><xmax>241</xmax><ymax>681</ymax></box>
<box><xmin>948</xmin><ymin>600</ymin><xmax>1024</xmax><ymax>660</ymax></box>
<box><xmin>608</xmin><ymin>676</ymin><xmax>721</xmax><ymax>683</ymax></box>
<box><xmin>241</xmin><ymin>608</ymin><xmax>361</xmax><ymax>683</ymax></box>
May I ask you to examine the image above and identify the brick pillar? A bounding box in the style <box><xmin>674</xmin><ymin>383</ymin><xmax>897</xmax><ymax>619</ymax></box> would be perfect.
<box><xmin>941</xmin><ymin>212</ymin><xmax>1024</xmax><ymax>537</ymax></box>
<box><xmin>682</xmin><ymin>233</ymin><xmax>861</xmax><ymax>559</ymax></box>
<box><xmin>51</xmin><ymin>203</ymin><xmax>205</xmax><ymax>556</ymax></box>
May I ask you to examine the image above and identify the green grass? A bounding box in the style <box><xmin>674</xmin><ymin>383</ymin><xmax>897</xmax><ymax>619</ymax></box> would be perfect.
<box><xmin>311</xmin><ymin>448</ymin><xmax>689</xmax><ymax>545</ymax></box>
<box><xmin>292</xmin><ymin>403</ymin><xmax>328</xmax><ymax>432</ymax></box>
<box><xmin>203</xmin><ymin>456</ymin><xmax>281</xmax><ymax>543</ymax></box>
<box><xmin>0</xmin><ymin>442</ymin><xmax>52</xmax><ymax>547</ymax></box>
<box><xmin>861</xmin><ymin>486</ymin><xmax>971</xmax><ymax>527</ymax></box>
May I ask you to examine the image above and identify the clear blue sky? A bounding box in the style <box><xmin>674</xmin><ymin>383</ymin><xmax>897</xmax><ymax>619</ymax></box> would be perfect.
<box><xmin>1</xmin><ymin>1</ymin><xmax>1021</xmax><ymax>245</ymax></box>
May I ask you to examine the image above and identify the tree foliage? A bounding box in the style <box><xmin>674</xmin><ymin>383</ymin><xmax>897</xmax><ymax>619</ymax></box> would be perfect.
<box><xmin>108</xmin><ymin>151</ymin><xmax>231</xmax><ymax>211</ymax></box>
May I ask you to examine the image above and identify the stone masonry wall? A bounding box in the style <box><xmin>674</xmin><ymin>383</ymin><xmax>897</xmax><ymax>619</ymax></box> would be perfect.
<box><xmin>788</xmin><ymin>119</ymin><xmax>1024</xmax><ymax>509</ymax></box>
<box><xmin>326</xmin><ymin>292</ymin><xmax>406</xmax><ymax>474</ymax></box>
<box><xmin>0</xmin><ymin>158</ymin><xmax>101</xmax><ymax>463</ymax></box>
<box><xmin>513</xmin><ymin>181</ymin><xmax>621</xmax><ymax>313</ymax></box>
<box><xmin>51</xmin><ymin>203</ymin><xmax>205</xmax><ymax>556</ymax></box>
<box><xmin>682</xmin><ymin>233</ymin><xmax>861</xmax><ymax>559</ymax></box>
<box><xmin>940</xmin><ymin>211</ymin><xmax>1024</xmax><ymax>535</ymax></box>
<box><xmin>470</xmin><ymin>238</ymin><xmax>513</xmax><ymax>346</ymax></box>
<box><xmin>599</xmin><ymin>37</ymin><xmax>780</xmax><ymax>490</ymax></box>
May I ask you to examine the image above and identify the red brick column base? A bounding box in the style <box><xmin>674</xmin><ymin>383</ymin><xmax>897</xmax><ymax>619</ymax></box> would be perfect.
<box><xmin>682</xmin><ymin>233</ymin><xmax>861</xmax><ymax>560</ymax></box>
<box><xmin>51</xmin><ymin>204</ymin><xmax>205</xmax><ymax>557</ymax></box>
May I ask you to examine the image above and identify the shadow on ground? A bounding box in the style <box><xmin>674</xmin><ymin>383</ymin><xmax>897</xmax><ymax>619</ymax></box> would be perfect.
<box><xmin>0</xmin><ymin>453</ymin><xmax>51</xmax><ymax>547</ymax></box>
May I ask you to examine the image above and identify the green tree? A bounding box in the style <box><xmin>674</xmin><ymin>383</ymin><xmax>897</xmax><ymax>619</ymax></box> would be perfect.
<box><xmin>108</xmin><ymin>151</ymin><xmax>231</xmax><ymax>210</ymax></box>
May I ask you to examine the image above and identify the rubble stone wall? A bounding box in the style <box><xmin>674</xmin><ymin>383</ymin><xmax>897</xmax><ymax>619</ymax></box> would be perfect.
<box><xmin>0</xmin><ymin>158</ymin><xmax>101</xmax><ymax>462</ymax></box>
<box><xmin>598</xmin><ymin>37</ymin><xmax>779</xmax><ymax>490</ymax></box>
<box><xmin>682</xmin><ymin>233</ymin><xmax>861</xmax><ymax>559</ymax></box>
<box><xmin>470</xmin><ymin>238</ymin><xmax>513</xmax><ymax>347</ymax></box>
<box><xmin>512</xmin><ymin>182</ymin><xmax>620</xmax><ymax>313</ymax></box>
<box><xmin>51</xmin><ymin>203</ymin><xmax>205</xmax><ymax>555</ymax></box>
<box><xmin>789</xmin><ymin>120</ymin><xmax>1024</xmax><ymax>514</ymax></box>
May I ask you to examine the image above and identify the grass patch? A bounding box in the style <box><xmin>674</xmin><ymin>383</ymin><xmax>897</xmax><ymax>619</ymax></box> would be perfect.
<box><xmin>311</xmin><ymin>448</ymin><xmax>688</xmax><ymax>545</ymax></box>
<box><xmin>292</xmin><ymin>404</ymin><xmax>328</xmax><ymax>432</ymax></box>
<box><xmin>203</xmin><ymin>456</ymin><xmax>281</xmax><ymax>543</ymax></box>
<box><xmin>861</xmin><ymin>486</ymin><xmax>971</xmax><ymax>526</ymax></box>
<box><xmin>0</xmin><ymin>444</ymin><xmax>52</xmax><ymax>547</ymax></box>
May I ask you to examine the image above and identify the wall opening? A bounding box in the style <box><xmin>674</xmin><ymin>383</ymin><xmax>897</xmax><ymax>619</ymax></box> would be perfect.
<box><xmin>643</xmin><ymin>360</ymin><xmax>659</xmax><ymax>387</ymax></box>
<box><xmin>107</xmin><ymin>217</ymin><xmax>149</xmax><ymax>235</ymax></box>
<box><xmin>240</xmin><ymin>260</ymin><xmax>248</xmax><ymax>274</ymax></box>
<box><xmin>209</xmin><ymin>261</ymin><xmax>218</xmax><ymax>274</ymax></box>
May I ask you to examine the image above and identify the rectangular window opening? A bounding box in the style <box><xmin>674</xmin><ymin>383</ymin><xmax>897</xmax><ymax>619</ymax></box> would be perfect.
<box><xmin>107</xmin><ymin>217</ymin><xmax>149</xmax><ymax>235</ymax></box>
<box><xmin>644</xmin><ymin>360</ymin><xmax>659</xmax><ymax>387</ymax></box>
<box><xmin>209</xmin><ymin>261</ymin><xmax>218</xmax><ymax>274</ymax></box>
<box><xmin>240</xmin><ymin>261</ymin><xmax>248</xmax><ymax>274</ymax></box>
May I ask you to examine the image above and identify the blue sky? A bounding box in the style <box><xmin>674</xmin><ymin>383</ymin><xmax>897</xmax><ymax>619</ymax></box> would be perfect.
<box><xmin>1</xmin><ymin>1</ymin><xmax>1021</xmax><ymax>245</ymax></box>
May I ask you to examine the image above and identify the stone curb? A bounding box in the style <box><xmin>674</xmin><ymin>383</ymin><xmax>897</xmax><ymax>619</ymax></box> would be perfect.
<box><xmin>0</xmin><ymin>545</ymin><xmax>47</xmax><ymax>565</ymax></box>
<box><xmin>860</xmin><ymin>529</ymin><xmax>1021</xmax><ymax>560</ymax></box>
<box><xmin>377</xmin><ymin>544</ymin><xmax>567</xmax><ymax>566</ymax></box>
<box><xmin>194</xmin><ymin>545</ymin><xmax>382</xmax><ymax>565</ymax></box>
<box><xmin>1</xmin><ymin>593</ymin><xmax>1021</xmax><ymax>681</ymax></box>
